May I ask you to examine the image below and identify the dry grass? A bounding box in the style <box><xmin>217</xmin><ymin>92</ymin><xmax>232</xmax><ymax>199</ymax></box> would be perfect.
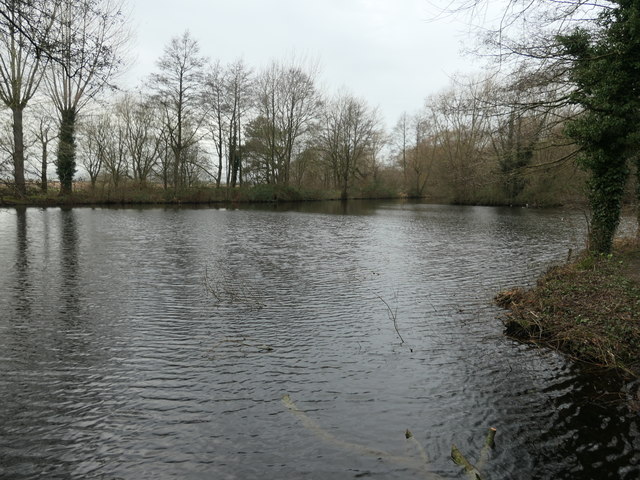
<box><xmin>0</xmin><ymin>183</ymin><xmax>342</xmax><ymax>207</ymax></box>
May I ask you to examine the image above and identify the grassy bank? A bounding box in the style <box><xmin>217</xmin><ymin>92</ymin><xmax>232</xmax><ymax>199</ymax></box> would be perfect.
<box><xmin>0</xmin><ymin>183</ymin><xmax>404</xmax><ymax>208</ymax></box>
<box><xmin>496</xmin><ymin>239</ymin><xmax>640</xmax><ymax>377</ymax></box>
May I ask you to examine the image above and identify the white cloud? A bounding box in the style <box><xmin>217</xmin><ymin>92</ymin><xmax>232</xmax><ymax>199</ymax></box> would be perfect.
<box><xmin>124</xmin><ymin>0</ymin><xmax>482</xmax><ymax>128</ymax></box>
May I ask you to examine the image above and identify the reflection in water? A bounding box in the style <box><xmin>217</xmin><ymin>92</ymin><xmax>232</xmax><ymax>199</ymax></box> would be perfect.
<box><xmin>240</xmin><ymin>198</ymin><xmax>387</xmax><ymax>215</ymax></box>
<box><xmin>14</xmin><ymin>206</ymin><xmax>30</xmax><ymax>315</ymax></box>
<box><xmin>60</xmin><ymin>207</ymin><xmax>80</xmax><ymax>319</ymax></box>
<box><xmin>0</xmin><ymin>203</ymin><xmax>637</xmax><ymax>480</ymax></box>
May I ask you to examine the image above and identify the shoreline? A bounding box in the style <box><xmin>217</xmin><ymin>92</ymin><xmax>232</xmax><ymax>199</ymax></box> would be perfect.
<box><xmin>0</xmin><ymin>184</ymin><xmax>414</xmax><ymax>209</ymax></box>
<box><xmin>0</xmin><ymin>183</ymin><xmax>584</xmax><ymax>209</ymax></box>
<box><xmin>495</xmin><ymin>239</ymin><xmax>640</xmax><ymax>379</ymax></box>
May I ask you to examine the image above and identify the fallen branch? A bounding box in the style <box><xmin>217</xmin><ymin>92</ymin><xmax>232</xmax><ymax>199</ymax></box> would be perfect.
<box><xmin>283</xmin><ymin>394</ymin><xmax>496</xmax><ymax>480</ymax></box>
<box><xmin>451</xmin><ymin>444</ymin><xmax>483</xmax><ymax>479</ymax></box>
<box><xmin>451</xmin><ymin>427</ymin><xmax>497</xmax><ymax>480</ymax></box>
<box><xmin>477</xmin><ymin>427</ymin><xmax>497</xmax><ymax>471</ymax></box>
<box><xmin>281</xmin><ymin>394</ymin><xmax>444</xmax><ymax>479</ymax></box>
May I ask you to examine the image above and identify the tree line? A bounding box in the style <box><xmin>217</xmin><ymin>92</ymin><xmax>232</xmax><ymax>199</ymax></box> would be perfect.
<box><xmin>77</xmin><ymin>36</ymin><xmax>387</xmax><ymax>201</ymax></box>
<box><xmin>0</xmin><ymin>1</ymin><xmax>386</xmax><ymax>201</ymax></box>
<box><xmin>0</xmin><ymin>10</ymin><xmax>582</xmax><ymax>205</ymax></box>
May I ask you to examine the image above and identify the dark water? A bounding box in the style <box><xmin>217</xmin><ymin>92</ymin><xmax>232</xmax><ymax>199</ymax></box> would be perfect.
<box><xmin>0</xmin><ymin>202</ymin><xmax>638</xmax><ymax>480</ymax></box>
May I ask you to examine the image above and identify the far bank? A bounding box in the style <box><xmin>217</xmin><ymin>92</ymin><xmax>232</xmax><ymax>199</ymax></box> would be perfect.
<box><xmin>0</xmin><ymin>180</ymin><xmax>589</xmax><ymax>209</ymax></box>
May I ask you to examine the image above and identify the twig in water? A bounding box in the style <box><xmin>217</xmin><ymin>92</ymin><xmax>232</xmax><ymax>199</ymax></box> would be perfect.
<box><xmin>426</xmin><ymin>296</ymin><xmax>438</xmax><ymax>314</ymax></box>
<box><xmin>378</xmin><ymin>294</ymin><xmax>404</xmax><ymax>344</ymax></box>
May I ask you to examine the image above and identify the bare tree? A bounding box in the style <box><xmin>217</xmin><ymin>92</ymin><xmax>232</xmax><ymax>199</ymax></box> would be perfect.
<box><xmin>485</xmin><ymin>86</ymin><xmax>552</xmax><ymax>203</ymax></box>
<box><xmin>318</xmin><ymin>92</ymin><xmax>381</xmax><ymax>200</ymax></box>
<box><xmin>30</xmin><ymin>105</ymin><xmax>58</xmax><ymax>192</ymax></box>
<box><xmin>392</xmin><ymin>112</ymin><xmax>410</xmax><ymax>187</ymax></box>
<box><xmin>0</xmin><ymin>1</ymin><xmax>62</xmax><ymax>56</ymax></box>
<box><xmin>102</xmin><ymin>114</ymin><xmax>127</xmax><ymax>187</ymax></box>
<box><xmin>203</xmin><ymin>60</ymin><xmax>227</xmax><ymax>187</ymax></box>
<box><xmin>422</xmin><ymin>78</ymin><xmax>493</xmax><ymax>203</ymax></box>
<box><xmin>393</xmin><ymin>111</ymin><xmax>436</xmax><ymax>196</ymax></box>
<box><xmin>47</xmin><ymin>0</ymin><xmax>130</xmax><ymax>195</ymax></box>
<box><xmin>290</xmin><ymin>140</ymin><xmax>322</xmax><ymax>187</ymax></box>
<box><xmin>254</xmin><ymin>59</ymin><xmax>321</xmax><ymax>185</ymax></box>
<box><xmin>150</xmin><ymin>30</ymin><xmax>207</xmax><ymax>191</ymax></box>
<box><xmin>0</xmin><ymin>119</ymin><xmax>14</xmax><ymax>182</ymax></box>
<box><xmin>117</xmin><ymin>93</ymin><xmax>160</xmax><ymax>185</ymax></box>
<box><xmin>224</xmin><ymin>59</ymin><xmax>253</xmax><ymax>187</ymax></box>
<box><xmin>407</xmin><ymin>115</ymin><xmax>435</xmax><ymax>197</ymax></box>
<box><xmin>0</xmin><ymin>0</ymin><xmax>55</xmax><ymax>194</ymax></box>
<box><xmin>77</xmin><ymin>113</ymin><xmax>106</xmax><ymax>188</ymax></box>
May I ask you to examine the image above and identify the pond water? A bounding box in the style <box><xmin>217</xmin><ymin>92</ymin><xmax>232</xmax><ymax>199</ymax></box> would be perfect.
<box><xmin>0</xmin><ymin>201</ymin><xmax>638</xmax><ymax>480</ymax></box>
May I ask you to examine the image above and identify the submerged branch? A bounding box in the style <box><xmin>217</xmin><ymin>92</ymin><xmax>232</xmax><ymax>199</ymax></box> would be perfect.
<box><xmin>283</xmin><ymin>394</ymin><xmax>497</xmax><ymax>479</ymax></box>
<box><xmin>451</xmin><ymin>428</ymin><xmax>496</xmax><ymax>480</ymax></box>
<box><xmin>451</xmin><ymin>444</ymin><xmax>483</xmax><ymax>479</ymax></box>
<box><xmin>281</xmin><ymin>394</ymin><xmax>444</xmax><ymax>479</ymax></box>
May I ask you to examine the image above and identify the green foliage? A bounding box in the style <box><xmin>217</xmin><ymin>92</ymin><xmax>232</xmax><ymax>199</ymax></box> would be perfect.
<box><xmin>499</xmin><ymin>147</ymin><xmax>532</xmax><ymax>200</ymax></box>
<box><xmin>245</xmin><ymin>184</ymin><xmax>303</xmax><ymax>202</ymax></box>
<box><xmin>355</xmin><ymin>180</ymin><xmax>399</xmax><ymax>199</ymax></box>
<box><xmin>585</xmin><ymin>154</ymin><xmax>630</xmax><ymax>252</ymax></box>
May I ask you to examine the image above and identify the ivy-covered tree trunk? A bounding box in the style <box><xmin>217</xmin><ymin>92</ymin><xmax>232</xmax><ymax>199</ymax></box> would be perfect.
<box><xmin>12</xmin><ymin>106</ymin><xmax>26</xmax><ymax>196</ymax></box>
<box><xmin>41</xmin><ymin>139</ymin><xmax>48</xmax><ymax>193</ymax></box>
<box><xmin>585</xmin><ymin>151</ymin><xmax>629</xmax><ymax>253</ymax></box>
<box><xmin>56</xmin><ymin>108</ymin><xmax>77</xmax><ymax>195</ymax></box>
<box><xmin>558</xmin><ymin>0</ymin><xmax>640</xmax><ymax>253</ymax></box>
<box><xmin>636</xmin><ymin>157</ymin><xmax>640</xmax><ymax>240</ymax></box>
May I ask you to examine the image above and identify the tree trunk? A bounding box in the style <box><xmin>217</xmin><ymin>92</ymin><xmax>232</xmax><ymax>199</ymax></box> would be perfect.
<box><xmin>173</xmin><ymin>147</ymin><xmax>181</xmax><ymax>192</ymax></box>
<box><xmin>162</xmin><ymin>146</ymin><xmax>169</xmax><ymax>190</ymax></box>
<box><xmin>12</xmin><ymin>107</ymin><xmax>26</xmax><ymax>196</ymax></box>
<box><xmin>230</xmin><ymin>151</ymin><xmax>239</xmax><ymax>187</ymax></box>
<box><xmin>56</xmin><ymin>108</ymin><xmax>77</xmax><ymax>195</ymax></box>
<box><xmin>341</xmin><ymin>177</ymin><xmax>349</xmax><ymax>201</ymax></box>
<box><xmin>41</xmin><ymin>138</ymin><xmax>48</xmax><ymax>193</ymax></box>
<box><xmin>636</xmin><ymin>158</ymin><xmax>640</xmax><ymax>241</ymax></box>
<box><xmin>587</xmin><ymin>155</ymin><xmax>629</xmax><ymax>253</ymax></box>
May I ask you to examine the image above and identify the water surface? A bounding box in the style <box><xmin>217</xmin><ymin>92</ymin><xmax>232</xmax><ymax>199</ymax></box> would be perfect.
<box><xmin>0</xmin><ymin>202</ymin><xmax>638</xmax><ymax>479</ymax></box>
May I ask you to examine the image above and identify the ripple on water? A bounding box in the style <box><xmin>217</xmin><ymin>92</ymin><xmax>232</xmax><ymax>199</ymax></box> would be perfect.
<box><xmin>0</xmin><ymin>204</ymin><xmax>638</xmax><ymax>480</ymax></box>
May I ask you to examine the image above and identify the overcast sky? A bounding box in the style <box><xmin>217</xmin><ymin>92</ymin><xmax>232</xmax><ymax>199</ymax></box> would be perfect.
<box><xmin>124</xmin><ymin>0</ymin><xmax>486</xmax><ymax>129</ymax></box>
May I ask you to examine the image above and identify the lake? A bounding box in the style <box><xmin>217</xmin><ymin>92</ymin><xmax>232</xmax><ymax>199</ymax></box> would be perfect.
<box><xmin>0</xmin><ymin>201</ymin><xmax>638</xmax><ymax>479</ymax></box>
